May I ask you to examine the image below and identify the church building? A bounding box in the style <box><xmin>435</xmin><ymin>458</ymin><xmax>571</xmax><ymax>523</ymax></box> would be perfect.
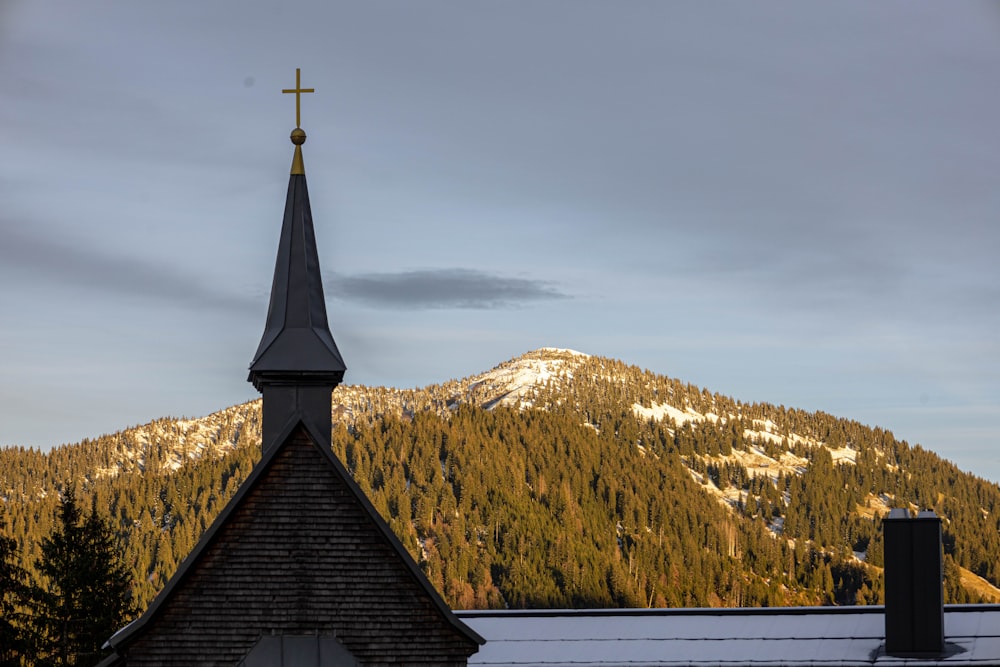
<box><xmin>97</xmin><ymin>71</ymin><xmax>484</xmax><ymax>667</ymax></box>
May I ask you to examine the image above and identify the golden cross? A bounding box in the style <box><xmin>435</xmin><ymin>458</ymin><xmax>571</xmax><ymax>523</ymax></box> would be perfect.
<box><xmin>282</xmin><ymin>68</ymin><xmax>314</xmax><ymax>129</ymax></box>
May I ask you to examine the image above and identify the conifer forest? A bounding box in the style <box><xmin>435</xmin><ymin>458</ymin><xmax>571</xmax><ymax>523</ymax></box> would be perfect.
<box><xmin>2</xmin><ymin>350</ymin><xmax>1000</xmax><ymax>665</ymax></box>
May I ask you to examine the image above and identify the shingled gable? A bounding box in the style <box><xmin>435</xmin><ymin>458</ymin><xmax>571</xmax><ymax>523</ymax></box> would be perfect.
<box><xmin>100</xmin><ymin>415</ymin><xmax>484</xmax><ymax>666</ymax></box>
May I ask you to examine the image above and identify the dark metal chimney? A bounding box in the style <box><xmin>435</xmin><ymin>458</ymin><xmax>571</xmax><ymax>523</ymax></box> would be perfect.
<box><xmin>883</xmin><ymin>508</ymin><xmax>944</xmax><ymax>656</ymax></box>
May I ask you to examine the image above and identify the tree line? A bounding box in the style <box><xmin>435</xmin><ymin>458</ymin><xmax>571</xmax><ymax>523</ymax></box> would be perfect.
<box><xmin>2</xmin><ymin>350</ymin><xmax>999</xmax><ymax>663</ymax></box>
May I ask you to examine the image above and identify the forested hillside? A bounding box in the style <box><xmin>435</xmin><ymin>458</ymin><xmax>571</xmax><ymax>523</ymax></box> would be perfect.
<box><xmin>2</xmin><ymin>349</ymin><xmax>999</xmax><ymax>617</ymax></box>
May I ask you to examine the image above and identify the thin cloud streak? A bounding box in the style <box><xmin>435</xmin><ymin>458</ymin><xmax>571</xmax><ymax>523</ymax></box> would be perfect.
<box><xmin>0</xmin><ymin>224</ymin><xmax>258</xmax><ymax>316</ymax></box>
<box><xmin>330</xmin><ymin>269</ymin><xmax>569</xmax><ymax>310</ymax></box>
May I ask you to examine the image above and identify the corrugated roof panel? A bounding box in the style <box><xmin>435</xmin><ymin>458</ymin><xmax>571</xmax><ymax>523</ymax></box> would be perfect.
<box><xmin>967</xmin><ymin>635</ymin><xmax>1000</xmax><ymax>662</ymax></box>
<box><xmin>945</xmin><ymin>610</ymin><xmax>985</xmax><ymax>637</ymax></box>
<box><xmin>459</xmin><ymin>607</ymin><xmax>1000</xmax><ymax>667</ymax></box>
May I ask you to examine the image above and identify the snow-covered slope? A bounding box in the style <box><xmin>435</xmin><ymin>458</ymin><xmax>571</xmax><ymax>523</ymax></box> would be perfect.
<box><xmin>80</xmin><ymin>349</ymin><xmax>593</xmax><ymax>481</ymax></box>
<box><xmin>75</xmin><ymin>348</ymin><xmax>867</xmax><ymax>493</ymax></box>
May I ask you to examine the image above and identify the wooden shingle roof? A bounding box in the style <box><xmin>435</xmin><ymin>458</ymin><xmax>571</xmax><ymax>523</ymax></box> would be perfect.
<box><xmin>100</xmin><ymin>417</ymin><xmax>483</xmax><ymax>666</ymax></box>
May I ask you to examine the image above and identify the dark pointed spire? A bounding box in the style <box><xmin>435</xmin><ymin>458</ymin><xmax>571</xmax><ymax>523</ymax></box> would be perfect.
<box><xmin>248</xmin><ymin>128</ymin><xmax>345</xmax><ymax>384</ymax></box>
<box><xmin>249</xmin><ymin>71</ymin><xmax>345</xmax><ymax>452</ymax></box>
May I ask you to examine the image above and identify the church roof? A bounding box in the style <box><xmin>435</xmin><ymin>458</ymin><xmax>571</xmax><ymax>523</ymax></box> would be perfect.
<box><xmin>101</xmin><ymin>417</ymin><xmax>484</xmax><ymax>664</ymax></box>
<box><xmin>248</xmin><ymin>127</ymin><xmax>345</xmax><ymax>390</ymax></box>
<box><xmin>457</xmin><ymin>606</ymin><xmax>1000</xmax><ymax>666</ymax></box>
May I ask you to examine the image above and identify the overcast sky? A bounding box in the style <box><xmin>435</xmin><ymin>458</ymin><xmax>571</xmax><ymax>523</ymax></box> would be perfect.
<box><xmin>2</xmin><ymin>1</ymin><xmax>999</xmax><ymax>483</ymax></box>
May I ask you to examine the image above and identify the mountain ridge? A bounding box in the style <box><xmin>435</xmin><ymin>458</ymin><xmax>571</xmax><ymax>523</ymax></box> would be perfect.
<box><xmin>2</xmin><ymin>347</ymin><xmax>999</xmax><ymax>611</ymax></box>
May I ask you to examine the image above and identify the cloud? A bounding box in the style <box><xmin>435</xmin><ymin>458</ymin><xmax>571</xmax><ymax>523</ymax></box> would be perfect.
<box><xmin>329</xmin><ymin>268</ymin><xmax>569</xmax><ymax>309</ymax></box>
<box><xmin>0</xmin><ymin>224</ymin><xmax>258</xmax><ymax>315</ymax></box>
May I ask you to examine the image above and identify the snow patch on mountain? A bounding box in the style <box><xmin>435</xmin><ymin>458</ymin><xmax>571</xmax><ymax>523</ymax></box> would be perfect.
<box><xmin>829</xmin><ymin>446</ymin><xmax>858</xmax><ymax>465</ymax></box>
<box><xmin>461</xmin><ymin>348</ymin><xmax>590</xmax><ymax>410</ymax></box>
<box><xmin>83</xmin><ymin>402</ymin><xmax>258</xmax><ymax>480</ymax></box>
<box><xmin>745</xmin><ymin>429</ymin><xmax>783</xmax><ymax>445</ymax></box>
<box><xmin>632</xmin><ymin>402</ymin><xmax>705</xmax><ymax>425</ymax></box>
<box><xmin>537</xmin><ymin>347</ymin><xmax>589</xmax><ymax>357</ymax></box>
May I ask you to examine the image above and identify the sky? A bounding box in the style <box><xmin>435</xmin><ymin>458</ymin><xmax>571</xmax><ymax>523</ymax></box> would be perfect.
<box><xmin>1</xmin><ymin>2</ymin><xmax>999</xmax><ymax>483</ymax></box>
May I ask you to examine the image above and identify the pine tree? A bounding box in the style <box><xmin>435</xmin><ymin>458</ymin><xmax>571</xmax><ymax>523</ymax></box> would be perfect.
<box><xmin>31</xmin><ymin>490</ymin><xmax>135</xmax><ymax>667</ymax></box>
<box><xmin>78</xmin><ymin>498</ymin><xmax>135</xmax><ymax>662</ymax></box>
<box><xmin>1</xmin><ymin>512</ymin><xmax>29</xmax><ymax>667</ymax></box>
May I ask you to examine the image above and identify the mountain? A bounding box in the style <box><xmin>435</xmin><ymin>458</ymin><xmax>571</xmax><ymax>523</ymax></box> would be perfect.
<box><xmin>2</xmin><ymin>348</ymin><xmax>1000</xmax><ymax>612</ymax></box>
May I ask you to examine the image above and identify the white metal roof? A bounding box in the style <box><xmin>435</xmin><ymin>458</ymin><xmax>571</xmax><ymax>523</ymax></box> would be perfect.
<box><xmin>456</xmin><ymin>606</ymin><xmax>1000</xmax><ymax>666</ymax></box>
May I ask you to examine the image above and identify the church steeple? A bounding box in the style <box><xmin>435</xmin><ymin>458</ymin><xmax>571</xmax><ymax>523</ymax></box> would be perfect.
<box><xmin>249</xmin><ymin>69</ymin><xmax>346</xmax><ymax>452</ymax></box>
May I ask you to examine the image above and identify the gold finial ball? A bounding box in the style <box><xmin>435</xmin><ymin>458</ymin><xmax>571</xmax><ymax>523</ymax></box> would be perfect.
<box><xmin>290</xmin><ymin>128</ymin><xmax>307</xmax><ymax>145</ymax></box>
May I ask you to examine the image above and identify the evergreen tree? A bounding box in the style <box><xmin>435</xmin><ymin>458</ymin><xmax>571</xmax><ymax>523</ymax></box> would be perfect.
<box><xmin>31</xmin><ymin>490</ymin><xmax>135</xmax><ymax>667</ymax></box>
<box><xmin>1</xmin><ymin>512</ymin><xmax>29</xmax><ymax>667</ymax></box>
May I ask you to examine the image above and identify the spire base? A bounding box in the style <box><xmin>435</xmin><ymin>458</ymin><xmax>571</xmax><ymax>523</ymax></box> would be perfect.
<box><xmin>259</xmin><ymin>382</ymin><xmax>340</xmax><ymax>453</ymax></box>
<box><xmin>291</xmin><ymin>144</ymin><xmax>305</xmax><ymax>175</ymax></box>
